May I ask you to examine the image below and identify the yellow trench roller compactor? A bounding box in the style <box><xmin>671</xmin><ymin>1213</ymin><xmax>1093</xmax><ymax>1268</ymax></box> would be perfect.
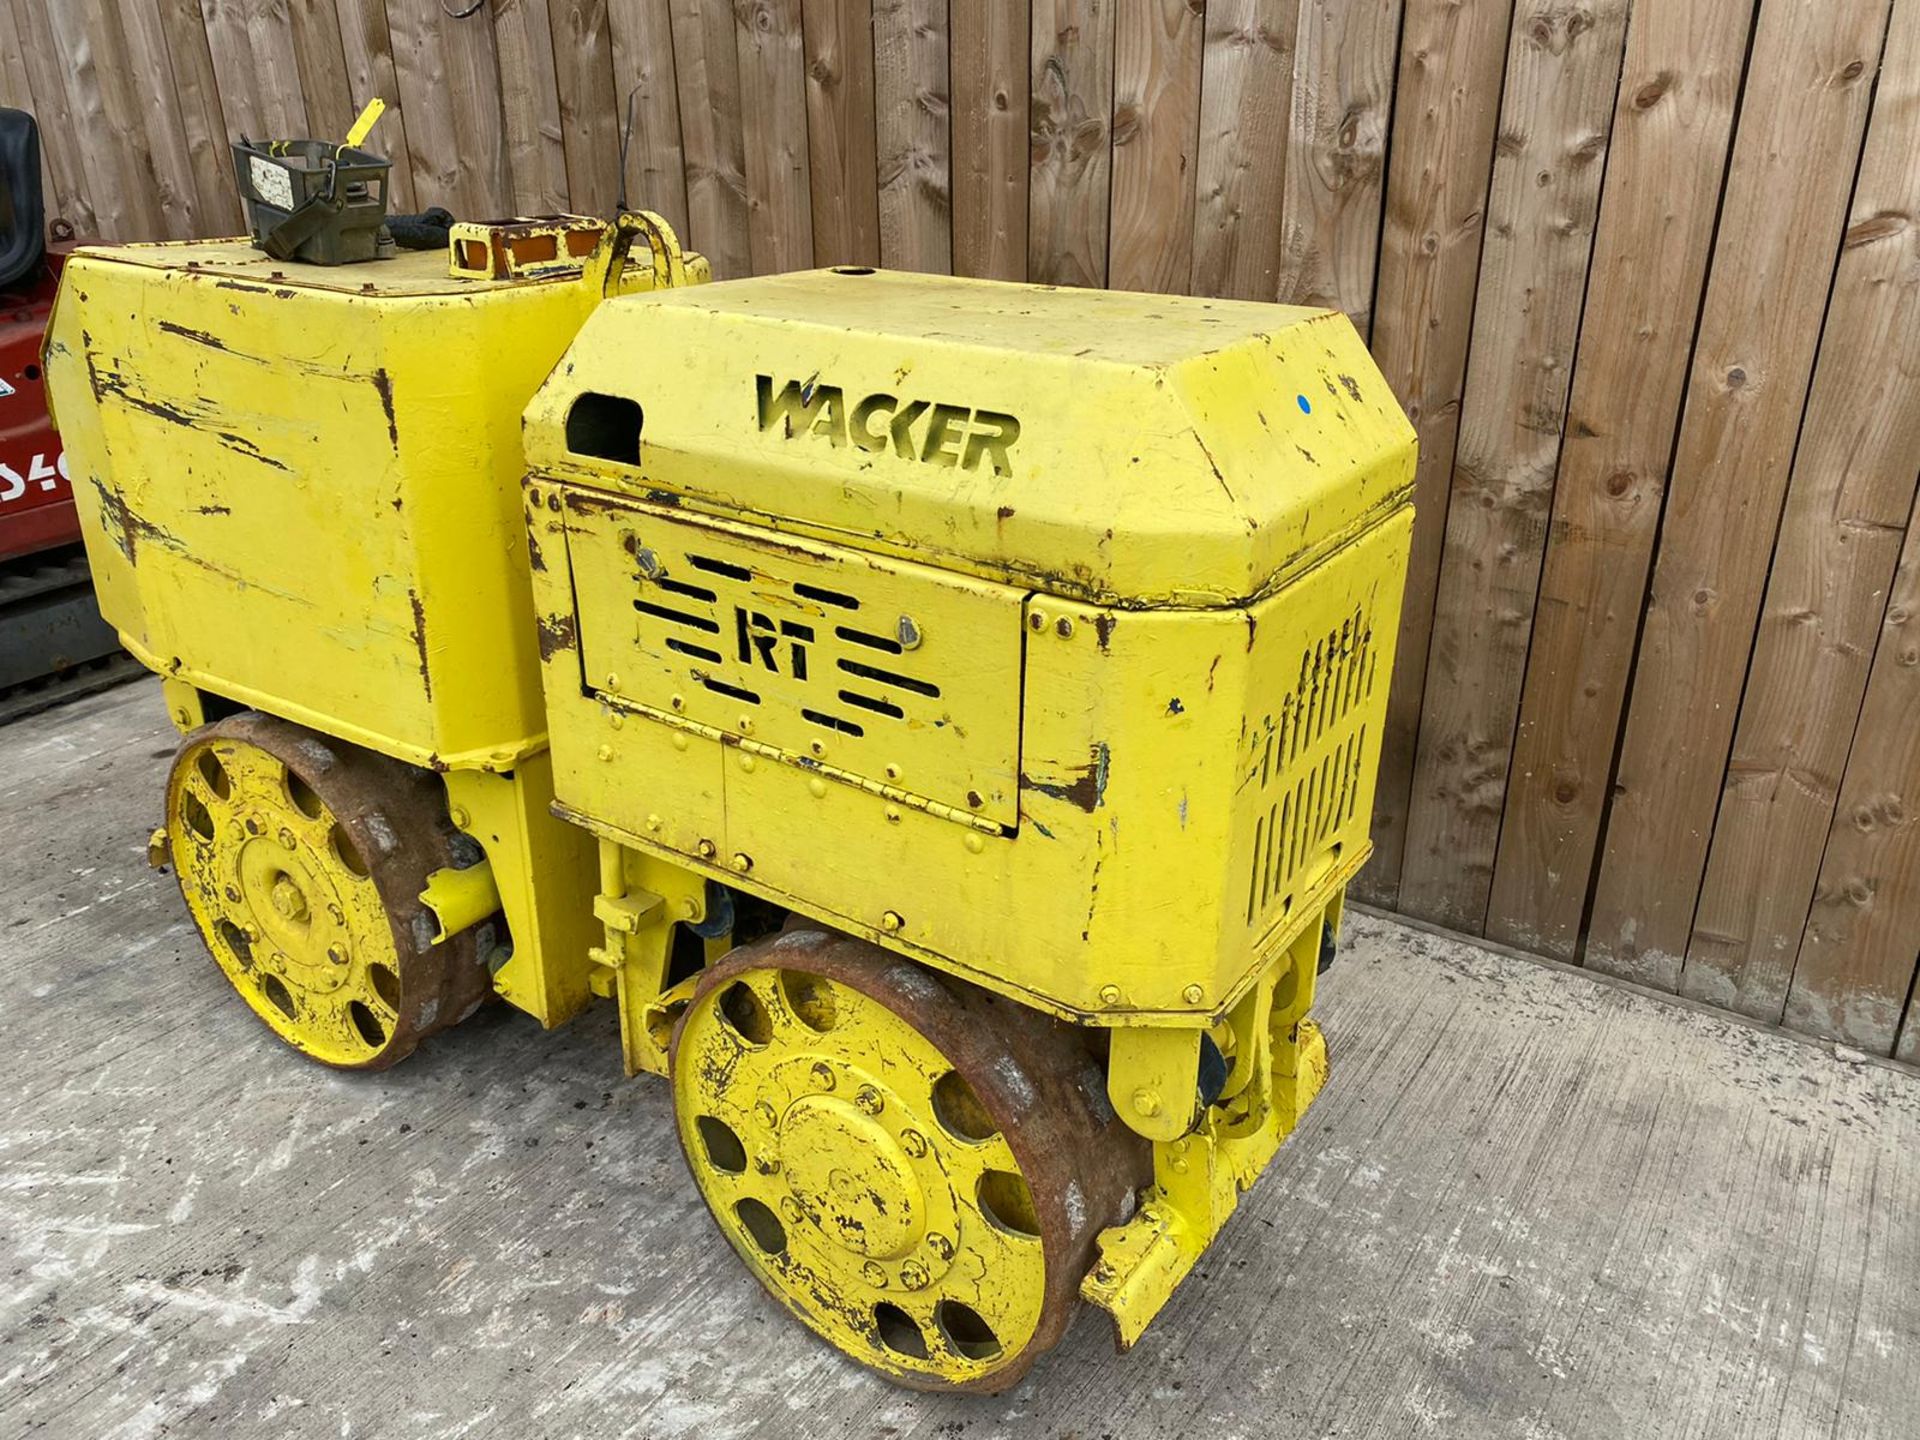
<box><xmin>46</xmin><ymin>208</ymin><xmax>1415</xmax><ymax>1390</ymax></box>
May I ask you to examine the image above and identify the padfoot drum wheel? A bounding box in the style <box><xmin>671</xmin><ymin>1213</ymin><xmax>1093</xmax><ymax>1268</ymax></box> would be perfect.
<box><xmin>164</xmin><ymin>713</ymin><xmax>493</xmax><ymax>1070</ymax></box>
<box><xmin>670</xmin><ymin>924</ymin><xmax>1147</xmax><ymax>1391</ymax></box>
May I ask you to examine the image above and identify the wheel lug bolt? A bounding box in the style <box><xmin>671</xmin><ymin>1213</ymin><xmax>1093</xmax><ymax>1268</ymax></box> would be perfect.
<box><xmin>780</xmin><ymin>1197</ymin><xmax>804</xmax><ymax>1224</ymax></box>
<box><xmin>810</xmin><ymin>1062</ymin><xmax>835</xmax><ymax>1091</ymax></box>
<box><xmin>278</xmin><ymin>827</ymin><xmax>298</xmax><ymax>851</ymax></box>
<box><xmin>861</xmin><ymin>1262</ymin><xmax>887</xmax><ymax>1289</ymax></box>
<box><xmin>900</xmin><ymin>1129</ymin><xmax>928</xmax><ymax>1159</ymax></box>
<box><xmin>927</xmin><ymin>1234</ymin><xmax>952</xmax><ymax>1261</ymax></box>
<box><xmin>754</xmin><ymin>1100</ymin><xmax>778</xmax><ymax>1129</ymax></box>
<box><xmin>854</xmin><ymin>1085</ymin><xmax>883</xmax><ymax>1116</ymax></box>
<box><xmin>327</xmin><ymin>944</ymin><xmax>347</xmax><ymax>966</ymax></box>
<box><xmin>224</xmin><ymin>884</ymin><xmax>242</xmax><ymax>903</ymax></box>
<box><xmin>244</xmin><ymin>816</ymin><xmax>264</xmax><ymax>836</ymax></box>
<box><xmin>753</xmin><ymin>1155</ymin><xmax>781</xmax><ymax>1176</ymax></box>
<box><xmin>899</xmin><ymin>1261</ymin><xmax>929</xmax><ymax>1291</ymax></box>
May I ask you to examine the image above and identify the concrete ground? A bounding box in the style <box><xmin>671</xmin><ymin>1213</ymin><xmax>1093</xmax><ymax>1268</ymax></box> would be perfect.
<box><xmin>3</xmin><ymin>678</ymin><xmax>1916</xmax><ymax>1440</ymax></box>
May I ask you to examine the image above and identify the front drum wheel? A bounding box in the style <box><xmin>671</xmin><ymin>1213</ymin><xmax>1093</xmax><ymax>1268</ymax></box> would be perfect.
<box><xmin>670</xmin><ymin>925</ymin><xmax>1146</xmax><ymax>1392</ymax></box>
<box><xmin>164</xmin><ymin>713</ymin><xmax>492</xmax><ymax>1070</ymax></box>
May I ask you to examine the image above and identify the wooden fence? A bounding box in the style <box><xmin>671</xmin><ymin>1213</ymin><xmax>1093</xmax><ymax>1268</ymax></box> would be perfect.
<box><xmin>3</xmin><ymin>0</ymin><xmax>1917</xmax><ymax>1058</ymax></box>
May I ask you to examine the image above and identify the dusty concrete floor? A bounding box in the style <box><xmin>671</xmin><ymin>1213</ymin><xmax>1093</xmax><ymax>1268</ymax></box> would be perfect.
<box><xmin>3</xmin><ymin>678</ymin><xmax>1917</xmax><ymax>1440</ymax></box>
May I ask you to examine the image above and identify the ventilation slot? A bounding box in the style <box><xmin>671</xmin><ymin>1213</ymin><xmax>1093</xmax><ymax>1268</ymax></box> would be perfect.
<box><xmin>803</xmin><ymin>708</ymin><xmax>865</xmax><ymax>736</ymax></box>
<box><xmin>837</xmin><ymin>625</ymin><xmax>903</xmax><ymax>655</ymax></box>
<box><xmin>840</xmin><ymin>689</ymin><xmax>904</xmax><ymax>719</ymax></box>
<box><xmin>703</xmin><ymin>677</ymin><xmax>761</xmax><ymax>704</ymax></box>
<box><xmin>837</xmin><ymin>658</ymin><xmax>940</xmax><ymax>697</ymax></box>
<box><xmin>688</xmin><ymin>553</ymin><xmax>753</xmax><ymax>582</ymax></box>
<box><xmin>635</xmin><ymin>598</ymin><xmax>719</xmax><ymax>633</ymax></box>
<box><xmin>1247</xmin><ymin>725</ymin><xmax>1366</xmax><ymax>927</ymax></box>
<box><xmin>794</xmin><ymin>582</ymin><xmax>860</xmax><ymax>610</ymax></box>
<box><xmin>655</xmin><ymin>577</ymin><xmax>716</xmax><ymax>602</ymax></box>
<box><xmin>666</xmin><ymin>637</ymin><xmax>723</xmax><ymax>663</ymax></box>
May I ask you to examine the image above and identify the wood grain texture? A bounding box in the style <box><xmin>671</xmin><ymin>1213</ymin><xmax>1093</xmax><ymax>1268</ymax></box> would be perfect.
<box><xmin>384</xmin><ymin>0</ymin><xmax>513</xmax><ymax>218</ymax></box>
<box><xmin>491</xmin><ymin>0</ymin><xmax>571</xmax><ymax>213</ymax></box>
<box><xmin>1027</xmin><ymin>0</ymin><xmax>1114</xmax><ymax>288</ymax></box>
<box><xmin>1107</xmin><ymin>0</ymin><xmax>1202</xmax><ymax>295</ymax></box>
<box><xmin>735</xmin><ymin>0</ymin><xmax>814</xmax><ymax>274</ymax></box>
<box><xmin>287</xmin><ymin>0</ymin><xmax>355</xmax><ymax>142</ymax></box>
<box><xmin>1786</xmin><ymin>488</ymin><xmax>1920</xmax><ymax>1052</ymax></box>
<box><xmin>199</xmin><ymin>0</ymin><xmax>310</xmax><ymax>142</ymax></box>
<box><xmin>606</xmin><ymin>0</ymin><xmax>689</xmax><ymax>236</ymax></box>
<box><xmin>331</xmin><ymin>0</ymin><xmax>418</xmax><ymax>211</ymax></box>
<box><xmin>1398</xmin><ymin>0</ymin><xmax>1634</xmax><ymax>933</ymax></box>
<box><xmin>1189</xmin><ymin>0</ymin><xmax>1296</xmax><ymax>301</ymax></box>
<box><xmin>1487</xmin><ymin>0</ymin><xmax>1755</xmax><ymax>960</ymax></box>
<box><xmin>547</xmin><ymin>0</ymin><xmax>624</xmax><ymax>218</ymax></box>
<box><xmin>1685</xmin><ymin>0</ymin><xmax>1920</xmax><ymax>1026</ymax></box>
<box><xmin>4</xmin><ymin>0</ymin><xmax>99</xmax><ymax>236</ymax></box>
<box><xmin>873</xmin><ymin>0</ymin><xmax>950</xmax><ymax>274</ymax></box>
<box><xmin>950</xmin><ymin>0</ymin><xmax>1028</xmax><ymax>280</ymax></box>
<box><xmin>1584</xmin><ymin>0</ymin><xmax>1893</xmax><ymax>991</ymax></box>
<box><xmin>803</xmin><ymin>0</ymin><xmax>881</xmax><ymax>266</ymax></box>
<box><xmin>667</xmin><ymin>0</ymin><xmax>752</xmax><ymax>278</ymax></box>
<box><xmin>38</xmin><ymin>2</ymin><xmax>159</xmax><ymax>242</ymax></box>
<box><xmin>1277</xmin><ymin>0</ymin><xmax>1402</xmax><ymax>335</ymax></box>
<box><xmin>106</xmin><ymin>1</ymin><xmax>214</xmax><ymax>240</ymax></box>
<box><xmin>1357</xmin><ymin>0</ymin><xmax>1514</xmax><ymax>907</ymax></box>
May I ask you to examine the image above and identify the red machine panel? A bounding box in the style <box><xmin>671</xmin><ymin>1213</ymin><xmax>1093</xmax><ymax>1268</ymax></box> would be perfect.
<box><xmin>0</xmin><ymin>252</ymin><xmax>69</xmax><ymax>563</ymax></box>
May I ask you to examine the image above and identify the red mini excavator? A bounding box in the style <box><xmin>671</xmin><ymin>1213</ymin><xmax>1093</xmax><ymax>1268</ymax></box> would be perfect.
<box><xmin>0</xmin><ymin>106</ymin><xmax>126</xmax><ymax>718</ymax></box>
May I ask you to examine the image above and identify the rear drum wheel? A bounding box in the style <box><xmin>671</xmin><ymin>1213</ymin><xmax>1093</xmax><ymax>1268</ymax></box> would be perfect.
<box><xmin>670</xmin><ymin>925</ymin><xmax>1145</xmax><ymax>1391</ymax></box>
<box><xmin>164</xmin><ymin>714</ymin><xmax>492</xmax><ymax>1070</ymax></box>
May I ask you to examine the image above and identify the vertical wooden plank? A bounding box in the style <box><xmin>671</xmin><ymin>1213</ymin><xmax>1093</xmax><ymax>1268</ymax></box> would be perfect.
<box><xmin>333</xmin><ymin>0</ymin><xmax>420</xmax><ymax>212</ymax></box>
<box><xmin>491</xmin><ymin>0</ymin><xmax>571</xmax><ymax>213</ymax></box>
<box><xmin>1028</xmin><ymin>0</ymin><xmax>1114</xmax><ymax>288</ymax></box>
<box><xmin>383</xmin><ymin>0</ymin><xmax>513</xmax><ymax>219</ymax></box>
<box><xmin>607</xmin><ymin>0</ymin><xmax>690</xmax><ymax>235</ymax></box>
<box><xmin>735</xmin><ymin>0</ymin><xmax>814</xmax><ymax>273</ymax></box>
<box><xmin>1397</xmin><ymin>0</ymin><xmax>1634</xmax><ymax>932</ymax></box>
<box><xmin>1787</xmin><ymin>489</ymin><xmax>1920</xmax><ymax>1053</ymax></box>
<box><xmin>40</xmin><ymin>4</ymin><xmax>157</xmax><ymax>241</ymax></box>
<box><xmin>1685</xmin><ymin>0</ymin><xmax>1920</xmax><ymax>1021</ymax></box>
<box><xmin>873</xmin><ymin>0</ymin><xmax>951</xmax><ymax>274</ymax></box>
<box><xmin>668</xmin><ymin>0</ymin><xmax>752</xmax><ymax>278</ymax></box>
<box><xmin>950</xmin><ymin>0</ymin><xmax>1028</xmax><ymax>280</ymax></box>
<box><xmin>288</xmin><ymin>0</ymin><xmax>357</xmax><ymax>141</ymax></box>
<box><xmin>548</xmin><ymin>0</ymin><xmax>624</xmax><ymax>216</ymax></box>
<box><xmin>1487</xmin><ymin>0</ymin><xmax>1755</xmax><ymax>959</ymax></box>
<box><xmin>1189</xmin><ymin>0</ymin><xmax>1297</xmax><ymax>301</ymax></box>
<box><xmin>8</xmin><ymin>0</ymin><xmax>102</xmax><ymax>237</ymax></box>
<box><xmin>1277</xmin><ymin>0</ymin><xmax>1403</xmax><ymax>334</ymax></box>
<box><xmin>89</xmin><ymin>2</ymin><xmax>213</xmax><ymax>240</ymax></box>
<box><xmin>1106</xmin><ymin>0</ymin><xmax>1202</xmax><ymax>294</ymax></box>
<box><xmin>1584</xmin><ymin>0</ymin><xmax>1892</xmax><ymax>990</ymax></box>
<box><xmin>1355</xmin><ymin>0</ymin><xmax>1513</xmax><ymax>906</ymax></box>
<box><xmin>803</xmin><ymin>0</ymin><xmax>881</xmax><ymax>265</ymax></box>
<box><xmin>197</xmin><ymin>0</ymin><xmax>311</xmax><ymax>142</ymax></box>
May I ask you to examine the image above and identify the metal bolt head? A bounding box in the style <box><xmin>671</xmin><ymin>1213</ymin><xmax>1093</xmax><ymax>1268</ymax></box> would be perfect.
<box><xmin>1055</xmin><ymin>616</ymin><xmax>1074</xmax><ymax>639</ymax></box>
<box><xmin>880</xmin><ymin>910</ymin><xmax>904</xmax><ymax>932</ymax></box>
<box><xmin>810</xmin><ymin>1061</ymin><xmax>836</xmax><ymax>1091</ymax></box>
<box><xmin>274</xmin><ymin>824</ymin><xmax>297</xmax><ymax>852</ymax></box>
<box><xmin>596</xmin><ymin>743</ymin><xmax>614</xmax><ymax>763</ymax></box>
<box><xmin>697</xmin><ymin>838</ymin><xmax>717</xmax><ymax>859</ymax></box>
<box><xmin>605</xmin><ymin>672</ymin><xmax>620</xmax><ymax>690</ymax></box>
<box><xmin>327</xmin><ymin>943</ymin><xmax>348</xmax><ymax>966</ymax></box>
<box><xmin>224</xmin><ymin>884</ymin><xmax>243</xmax><ymax>903</ymax></box>
<box><xmin>781</xmin><ymin>1196</ymin><xmax>805</xmax><ymax>1223</ymax></box>
<box><xmin>900</xmin><ymin>1129</ymin><xmax>928</xmax><ymax>1159</ymax></box>
<box><xmin>670</xmin><ymin>693</ymin><xmax>686</xmax><ymax>711</ymax></box>
<box><xmin>884</xmin><ymin>805</ymin><xmax>902</xmax><ymax>824</ymax></box>
<box><xmin>1132</xmin><ymin>1088</ymin><xmax>1162</xmax><ymax>1119</ymax></box>
<box><xmin>244</xmin><ymin>816</ymin><xmax>264</xmax><ymax>836</ymax></box>
<box><xmin>1028</xmin><ymin>610</ymin><xmax>1047</xmax><ymax>632</ymax></box>
<box><xmin>1183</xmin><ymin>983</ymin><xmax>1205</xmax><ymax>1005</ymax></box>
<box><xmin>754</xmin><ymin>1100</ymin><xmax>778</xmax><ymax>1129</ymax></box>
<box><xmin>896</xmin><ymin>614</ymin><xmax>922</xmax><ymax>650</ymax></box>
<box><xmin>449</xmin><ymin>805</ymin><xmax>470</xmax><ymax>830</ymax></box>
<box><xmin>730</xmin><ymin>852</ymin><xmax>753</xmax><ymax>873</ymax></box>
<box><xmin>1099</xmin><ymin>984</ymin><xmax>1123</xmax><ymax>1006</ymax></box>
<box><xmin>753</xmin><ymin>1154</ymin><xmax>781</xmax><ymax>1176</ymax></box>
<box><xmin>898</xmin><ymin>1260</ymin><xmax>930</xmax><ymax>1291</ymax></box>
<box><xmin>738</xmin><ymin>715</ymin><xmax>754</xmax><ymax>734</ymax></box>
<box><xmin>927</xmin><ymin>1233</ymin><xmax>953</xmax><ymax>1261</ymax></box>
<box><xmin>645</xmin><ymin>813</ymin><xmax>662</xmax><ymax>832</ymax></box>
<box><xmin>862</xmin><ymin>1261</ymin><xmax>888</xmax><ymax>1289</ymax></box>
<box><xmin>854</xmin><ymin>1085</ymin><xmax>884</xmax><ymax>1116</ymax></box>
<box><xmin>635</xmin><ymin>546</ymin><xmax>662</xmax><ymax>578</ymax></box>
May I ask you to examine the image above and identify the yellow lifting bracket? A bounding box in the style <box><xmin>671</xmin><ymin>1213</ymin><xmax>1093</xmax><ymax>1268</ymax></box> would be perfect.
<box><xmin>589</xmin><ymin>836</ymin><xmax>709</xmax><ymax>1076</ymax></box>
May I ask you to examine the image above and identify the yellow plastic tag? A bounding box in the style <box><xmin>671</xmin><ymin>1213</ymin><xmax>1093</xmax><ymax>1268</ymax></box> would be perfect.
<box><xmin>344</xmin><ymin>98</ymin><xmax>386</xmax><ymax>150</ymax></box>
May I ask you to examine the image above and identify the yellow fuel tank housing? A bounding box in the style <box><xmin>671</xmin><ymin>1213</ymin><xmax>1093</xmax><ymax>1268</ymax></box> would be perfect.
<box><xmin>525</xmin><ymin>269</ymin><xmax>1416</xmax><ymax>1025</ymax></box>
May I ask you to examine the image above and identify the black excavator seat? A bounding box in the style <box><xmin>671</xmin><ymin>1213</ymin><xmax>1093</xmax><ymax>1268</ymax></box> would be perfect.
<box><xmin>0</xmin><ymin>108</ymin><xmax>46</xmax><ymax>294</ymax></box>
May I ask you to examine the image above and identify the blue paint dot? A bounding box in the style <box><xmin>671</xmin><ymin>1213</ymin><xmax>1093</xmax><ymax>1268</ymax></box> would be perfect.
<box><xmin>1296</xmin><ymin>394</ymin><xmax>1312</xmax><ymax>415</ymax></box>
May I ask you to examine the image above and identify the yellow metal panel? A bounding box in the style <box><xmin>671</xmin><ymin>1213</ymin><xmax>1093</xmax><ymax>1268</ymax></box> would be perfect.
<box><xmin>524</xmin><ymin>268</ymin><xmax>1416</xmax><ymax>608</ymax></box>
<box><xmin>562</xmin><ymin>492</ymin><xmax>1026</xmax><ymax>826</ymax></box>
<box><xmin>46</xmin><ymin>247</ymin><xmax>601</xmax><ymax>771</ymax></box>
